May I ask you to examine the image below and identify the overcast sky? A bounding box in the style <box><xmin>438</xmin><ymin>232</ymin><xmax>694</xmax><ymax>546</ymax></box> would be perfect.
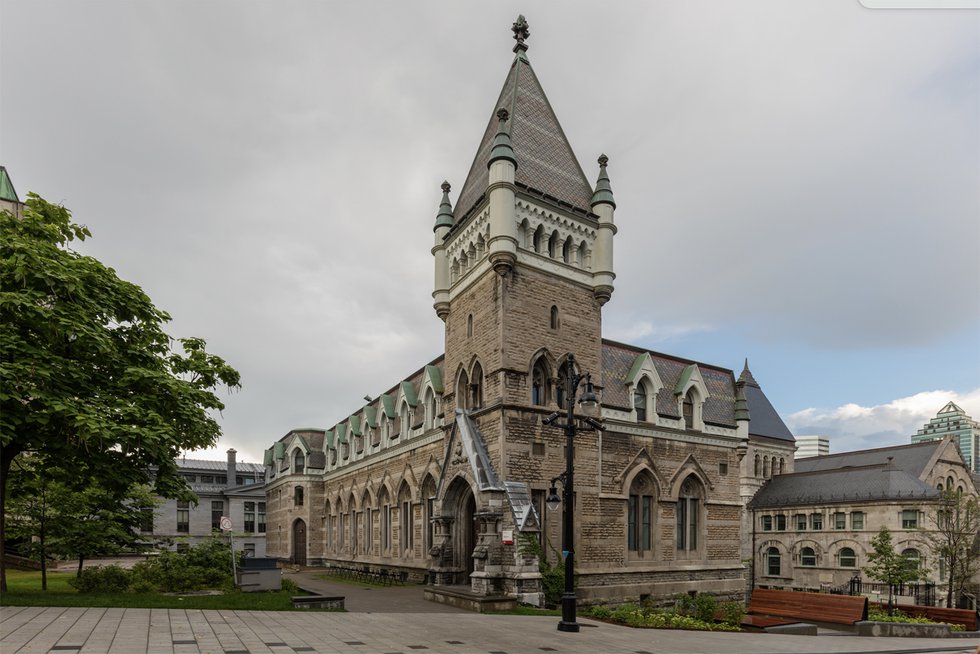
<box><xmin>3</xmin><ymin>1</ymin><xmax>978</xmax><ymax>463</ymax></box>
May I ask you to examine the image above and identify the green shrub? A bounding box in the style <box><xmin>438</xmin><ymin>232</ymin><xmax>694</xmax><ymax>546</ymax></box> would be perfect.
<box><xmin>281</xmin><ymin>578</ymin><xmax>299</xmax><ymax>594</ymax></box>
<box><xmin>69</xmin><ymin>565</ymin><xmax>130</xmax><ymax>594</ymax></box>
<box><xmin>129</xmin><ymin>538</ymin><xmax>237</xmax><ymax>593</ymax></box>
<box><xmin>719</xmin><ymin>600</ymin><xmax>745</xmax><ymax>627</ymax></box>
<box><xmin>589</xmin><ymin>605</ymin><xmax>612</xmax><ymax>619</ymax></box>
<box><xmin>675</xmin><ymin>593</ymin><xmax>717</xmax><ymax>623</ymax></box>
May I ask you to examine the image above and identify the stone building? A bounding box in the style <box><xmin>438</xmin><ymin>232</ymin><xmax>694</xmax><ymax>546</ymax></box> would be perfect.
<box><xmin>263</xmin><ymin>18</ymin><xmax>794</xmax><ymax>607</ymax></box>
<box><xmin>148</xmin><ymin>449</ymin><xmax>268</xmax><ymax>557</ymax></box>
<box><xmin>748</xmin><ymin>437</ymin><xmax>978</xmax><ymax>605</ymax></box>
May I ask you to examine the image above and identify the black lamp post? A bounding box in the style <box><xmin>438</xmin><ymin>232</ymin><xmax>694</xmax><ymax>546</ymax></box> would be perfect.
<box><xmin>544</xmin><ymin>353</ymin><xmax>604</xmax><ymax>633</ymax></box>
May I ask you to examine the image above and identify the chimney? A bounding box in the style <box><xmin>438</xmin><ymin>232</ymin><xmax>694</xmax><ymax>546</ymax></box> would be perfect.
<box><xmin>227</xmin><ymin>448</ymin><xmax>237</xmax><ymax>488</ymax></box>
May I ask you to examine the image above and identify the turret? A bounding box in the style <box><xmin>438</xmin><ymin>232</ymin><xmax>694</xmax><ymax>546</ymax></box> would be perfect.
<box><xmin>591</xmin><ymin>154</ymin><xmax>617</xmax><ymax>305</ymax></box>
<box><xmin>486</xmin><ymin>108</ymin><xmax>519</xmax><ymax>276</ymax></box>
<box><xmin>432</xmin><ymin>181</ymin><xmax>453</xmax><ymax>320</ymax></box>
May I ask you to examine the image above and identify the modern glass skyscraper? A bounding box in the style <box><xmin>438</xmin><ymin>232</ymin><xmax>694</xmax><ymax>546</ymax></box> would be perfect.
<box><xmin>911</xmin><ymin>402</ymin><xmax>980</xmax><ymax>473</ymax></box>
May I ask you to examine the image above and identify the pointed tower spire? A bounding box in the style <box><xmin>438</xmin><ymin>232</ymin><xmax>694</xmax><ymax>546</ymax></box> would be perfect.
<box><xmin>431</xmin><ymin>181</ymin><xmax>454</xmax><ymax>321</ymax></box>
<box><xmin>434</xmin><ymin>180</ymin><xmax>454</xmax><ymax>230</ymax></box>
<box><xmin>590</xmin><ymin>154</ymin><xmax>616</xmax><ymax>208</ymax></box>
<box><xmin>737</xmin><ymin>358</ymin><xmax>759</xmax><ymax>387</ymax></box>
<box><xmin>591</xmin><ymin>154</ymin><xmax>617</xmax><ymax>306</ymax></box>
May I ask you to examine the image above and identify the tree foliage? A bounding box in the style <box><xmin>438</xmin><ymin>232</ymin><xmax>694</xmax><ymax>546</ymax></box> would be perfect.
<box><xmin>863</xmin><ymin>526</ymin><xmax>922</xmax><ymax>613</ymax></box>
<box><xmin>0</xmin><ymin>194</ymin><xmax>240</xmax><ymax>591</ymax></box>
<box><xmin>923</xmin><ymin>489</ymin><xmax>980</xmax><ymax>608</ymax></box>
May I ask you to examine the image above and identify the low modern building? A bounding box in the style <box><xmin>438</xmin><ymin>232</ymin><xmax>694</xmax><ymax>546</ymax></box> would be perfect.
<box><xmin>748</xmin><ymin>437</ymin><xmax>977</xmax><ymax>605</ymax></box>
<box><xmin>912</xmin><ymin>402</ymin><xmax>979</xmax><ymax>473</ymax></box>
<box><xmin>146</xmin><ymin>449</ymin><xmax>268</xmax><ymax>558</ymax></box>
<box><xmin>795</xmin><ymin>435</ymin><xmax>830</xmax><ymax>459</ymax></box>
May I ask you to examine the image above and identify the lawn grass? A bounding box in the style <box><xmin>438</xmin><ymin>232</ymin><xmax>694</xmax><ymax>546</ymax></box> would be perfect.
<box><xmin>0</xmin><ymin>570</ymin><xmax>332</xmax><ymax>611</ymax></box>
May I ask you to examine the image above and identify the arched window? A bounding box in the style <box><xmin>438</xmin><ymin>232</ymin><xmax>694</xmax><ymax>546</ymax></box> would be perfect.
<box><xmin>902</xmin><ymin>548</ymin><xmax>921</xmax><ymax>572</ymax></box>
<box><xmin>628</xmin><ymin>472</ymin><xmax>656</xmax><ymax>557</ymax></box>
<box><xmin>778</xmin><ymin>458</ymin><xmax>785</xmax><ymax>475</ymax></box>
<box><xmin>423</xmin><ymin>388</ymin><xmax>436</xmax><ymax>430</ymax></box>
<box><xmin>294</xmin><ymin>450</ymin><xmax>305</xmax><ymax>474</ymax></box>
<box><xmin>555</xmin><ymin>360</ymin><xmax>571</xmax><ymax>410</ymax></box>
<box><xmin>562</xmin><ymin>236</ymin><xmax>573</xmax><ymax>263</ymax></box>
<box><xmin>766</xmin><ymin>547</ymin><xmax>781</xmax><ymax>576</ymax></box>
<box><xmin>399</xmin><ymin>402</ymin><xmax>411</xmax><ymax>438</ymax></box>
<box><xmin>531</xmin><ymin>359</ymin><xmax>549</xmax><ymax>407</ymax></box>
<box><xmin>577</xmin><ymin>240</ymin><xmax>588</xmax><ymax>268</ymax></box>
<box><xmin>456</xmin><ymin>369</ymin><xmax>470</xmax><ymax>410</ymax></box>
<box><xmin>379</xmin><ymin>487</ymin><xmax>392</xmax><ymax>554</ymax></box>
<box><xmin>363</xmin><ymin>491</ymin><xmax>373</xmax><ymax>553</ymax></box>
<box><xmin>946</xmin><ymin>476</ymin><xmax>954</xmax><ymax>490</ymax></box>
<box><xmin>533</xmin><ymin>225</ymin><xmax>544</xmax><ymax>253</ymax></box>
<box><xmin>676</xmin><ymin>476</ymin><xmax>703</xmax><ymax>556</ymax></box>
<box><xmin>467</xmin><ymin>314</ymin><xmax>473</xmax><ymax>338</ymax></box>
<box><xmin>550</xmin><ymin>305</ymin><xmax>559</xmax><ymax>330</ymax></box>
<box><xmin>422</xmin><ymin>476</ymin><xmax>437</xmax><ymax>554</ymax></box>
<box><xmin>349</xmin><ymin>495</ymin><xmax>358</xmax><ymax>553</ymax></box>
<box><xmin>754</xmin><ymin>454</ymin><xmax>761</xmax><ymax>477</ymax></box>
<box><xmin>324</xmin><ymin>499</ymin><xmax>333</xmax><ymax>551</ymax></box>
<box><xmin>763</xmin><ymin>456</ymin><xmax>770</xmax><ymax>479</ymax></box>
<box><xmin>398</xmin><ymin>482</ymin><xmax>413</xmax><ymax>556</ymax></box>
<box><xmin>548</xmin><ymin>230</ymin><xmax>559</xmax><ymax>258</ymax></box>
<box><xmin>838</xmin><ymin>547</ymin><xmax>857</xmax><ymax>568</ymax></box>
<box><xmin>634</xmin><ymin>381</ymin><xmax>648</xmax><ymax>422</ymax></box>
<box><xmin>683</xmin><ymin>390</ymin><xmax>695</xmax><ymax>429</ymax></box>
<box><xmin>799</xmin><ymin>547</ymin><xmax>816</xmax><ymax>567</ymax></box>
<box><xmin>470</xmin><ymin>361</ymin><xmax>484</xmax><ymax>409</ymax></box>
<box><xmin>294</xmin><ymin>486</ymin><xmax>304</xmax><ymax>507</ymax></box>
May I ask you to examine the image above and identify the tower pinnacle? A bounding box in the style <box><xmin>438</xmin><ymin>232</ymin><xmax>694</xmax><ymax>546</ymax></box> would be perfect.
<box><xmin>512</xmin><ymin>15</ymin><xmax>529</xmax><ymax>54</ymax></box>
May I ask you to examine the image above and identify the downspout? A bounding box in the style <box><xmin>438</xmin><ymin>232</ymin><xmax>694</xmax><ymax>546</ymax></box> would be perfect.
<box><xmin>750</xmin><ymin>504</ymin><xmax>757</xmax><ymax>596</ymax></box>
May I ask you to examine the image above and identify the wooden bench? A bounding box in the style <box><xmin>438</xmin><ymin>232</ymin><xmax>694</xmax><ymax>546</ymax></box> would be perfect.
<box><xmin>746</xmin><ymin>589</ymin><xmax>868</xmax><ymax>628</ymax></box>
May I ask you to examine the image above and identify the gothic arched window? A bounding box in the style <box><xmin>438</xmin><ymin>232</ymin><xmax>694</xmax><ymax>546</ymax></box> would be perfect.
<box><xmin>628</xmin><ymin>473</ymin><xmax>656</xmax><ymax>557</ymax></box>
<box><xmin>634</xmin><ymin>381</ymin><xmax>648</xmax><ymax>422</ymax></box>
<box><xmin>676</xmin><ymin>475</ymin><xmax>703</xmax><ymax>556</ymax></box>
<box><xmin>531</xmin><ymin>359</ymin><xmax>549</xmax><ymax>407</ymax></box>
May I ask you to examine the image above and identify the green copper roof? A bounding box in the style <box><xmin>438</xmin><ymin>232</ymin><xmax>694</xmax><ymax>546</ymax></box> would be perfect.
<box><xmin>336</xmin><ymin>424</ymin><xmax>348</xmax><ymax>444</ymax></box>
<box><xmin>295</xmin><ymin>435</ymin><xmax>310</xmax><ymax>451</ymax></box>
<box><xmin>348</xmin><ymin>415</ymin><xmax>362</xmax><ymax>436</ymax></box>
<box><xmin>675</xmin><ymin>364</ymin><xmax>696</xmax><ymax>395</ymax></box>
<box><xmin>263</xmin><ymin>448</ymin><xmax>274</xmax><ymax>466</ymax></box>
<box><xmin>400</xmin><ymin>381</ymin><xmax>418</xmax><ymax>407</ymax></box>
<box><xmin>363</xmin><ymin>405</ymin><xmax>378</xmax><ymax>428</ymax></box>
<box><xmin>590</xmin><ymin>154</ymin><xmax>615</xmax><ymax>208</ymax></box>
<box><xmin>325</xmin><ymin>430</ymin><xmax>335</xmax><ymax>449</ymax></box>
<box><xmin>625</xmin><ymin>353</ymin><xmax>648</xmax><ymax>384</ymax></box>
<box><xmin>425</xmin><ymin>365</ymin><xmax>444</xmax><ymax>393</ymax></box>
<box><xmin>434</xmin><ymin>181</ymin><xmax>454</xmax><ymax>230</ymax></box>
<box><xmin>488</xmin><ymin>108</ymin><xmax>517</xmax><ymax>169</ymax></box>
<box><xmin>273</xmin><ymin>442</ymin><xmax>285</xmax><ymax>460</ymax></box>
<box><xmin>0</xmin><ymin>167</ymin><xmax>18</xmax><ymax>203</ymax></box>
<box><xmin>380</xmin><ymin>394</ymin><xmax>396</xmax><ymax>419</ymax></box>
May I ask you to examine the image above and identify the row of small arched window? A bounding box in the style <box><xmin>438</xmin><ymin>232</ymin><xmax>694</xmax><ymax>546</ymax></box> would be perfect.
<box><xmin>754</xmin><ymin>454</ymin><xmax>785</xmax><ymax>478</ymax></box>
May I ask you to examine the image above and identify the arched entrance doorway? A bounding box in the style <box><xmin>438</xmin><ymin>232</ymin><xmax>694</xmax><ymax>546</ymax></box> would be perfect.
<box><xmin>442</xmin><ymin>477</ymin><xmax>478</xmax><ymax>584</ymax></box>
<box><xmin>292</xmin><ymin>519</ymin><xmax>307</xmax><ymax>565</ymax></box>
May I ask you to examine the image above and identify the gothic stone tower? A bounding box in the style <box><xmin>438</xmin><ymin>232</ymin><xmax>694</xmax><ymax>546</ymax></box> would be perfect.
<box><xmin>425</xmin><ymin>16</ymin><xmax>624</xmax><ymax>602</ymax></box>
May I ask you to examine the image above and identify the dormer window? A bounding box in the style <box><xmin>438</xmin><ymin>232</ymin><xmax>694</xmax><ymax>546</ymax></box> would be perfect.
<box><xmin>634</xmin><ymin>382</ymin><xmax>647</xmax><ymax>422</ymax></box>
<box><xmin>683</xmin><ymin>390</ymin><xmax>694</xmax><ymax>429</ymax></box>
<box><xmin>294</xmin><ymin>450</ymin><xmax>305</xmax><ymax>474</ymax></box>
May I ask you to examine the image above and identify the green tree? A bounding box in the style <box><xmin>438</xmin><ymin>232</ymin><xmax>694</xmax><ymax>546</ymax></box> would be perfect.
<box><xmin>0</xmin><ymin>194</ymin><xmax>240</xmax><ymax>591</ymax></box>
<box><xmin>863</xmin><ymin>526</ymin><xmax>922</xmax><ymax>613</ymax></box>
<box><xmin>923</xmin><ymin>489</ymin><xmax>980</xmax><ymax>608</ymax></box>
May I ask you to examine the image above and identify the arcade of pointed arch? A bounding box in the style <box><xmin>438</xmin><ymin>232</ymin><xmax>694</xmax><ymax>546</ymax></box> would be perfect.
<box><xmin>516</xmin><ymin>200</ymin><xmax>594</xmax><ymax>269</ymax></box>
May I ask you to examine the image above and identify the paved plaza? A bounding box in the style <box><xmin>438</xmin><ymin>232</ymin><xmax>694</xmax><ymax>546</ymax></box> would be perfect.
<box><xmin>3</xmin><ymin>572</ymin><xmax>978</xmax><ymax>654</ymax></box>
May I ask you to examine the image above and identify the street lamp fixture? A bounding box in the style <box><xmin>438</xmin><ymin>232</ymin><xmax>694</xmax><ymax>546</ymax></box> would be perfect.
<box><xmin>542</xmin><ymin>353</ymin><xmax>604</xmax><ymax>633</ymax></box>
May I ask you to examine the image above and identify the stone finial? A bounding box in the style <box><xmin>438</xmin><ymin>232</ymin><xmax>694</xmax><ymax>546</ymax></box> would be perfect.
<box><xmin>512</xmin><ymin>15</ymin><xmax>530</xmax><ymax>53</ymax></box>
<box><xmin>496</xmin><ymin>108</ymin><xmax>510</xmax><ymax>123</ymax></box>
<box><xmin>441</xmin><ymin>180</ymin><xmax>451</xmax><ymax>193</ymax></box>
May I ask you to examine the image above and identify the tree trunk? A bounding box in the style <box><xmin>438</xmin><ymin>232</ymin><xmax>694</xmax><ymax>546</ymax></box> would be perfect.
<box><xmin>39</xmin><ymin>515</ymin><xmax>47</xmax><ymax>591</ymax></box>
<box><xmin>0</xmin><ymin>444</ymin><xmax>23</xmax><ymax>593</ymax></box>
<box><xmin>77</xmin><ymin>554</ymin><xmax>85</xmax><ymax>578</ymax></box>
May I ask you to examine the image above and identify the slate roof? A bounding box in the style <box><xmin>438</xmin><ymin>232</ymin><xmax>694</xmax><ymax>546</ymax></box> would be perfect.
<box><xmin>453</xmin><ymin>48</ymin><xmax>595</xmax><ymax>223</ymax></box>
<box><xmin>750</xmin><ymin>464</ymin><xmax>938</xmax><ymax>508</ymax></box>
<box><xmin>751</xmin><ymin>440</ymin><xmax>946</xmax><ymax>509</ymax></box>
<box><xmin>176</xmin><ymin>458</ymin><xmax>264</xmax><ymax>473</ymax></box>
<box><xmin>738</xmin><ymin>362</ymin><xmax>794</xmax><ymax>442</ymax></box>
<box><xmin>794</xmin><ymin>440</ymin><xmax>939</xmax><ymax>477</ymax></box>
<box><xmin>601</xmin><ymin>340</ymin><xmax>739</xmax><ymax>428</ymax></box>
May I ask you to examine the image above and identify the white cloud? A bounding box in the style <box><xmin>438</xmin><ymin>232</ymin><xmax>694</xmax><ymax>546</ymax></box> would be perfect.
<box><xmin>787</xmin><ymin>387</ymin><xmax>980</xmax><ymax>453</ymax></box>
